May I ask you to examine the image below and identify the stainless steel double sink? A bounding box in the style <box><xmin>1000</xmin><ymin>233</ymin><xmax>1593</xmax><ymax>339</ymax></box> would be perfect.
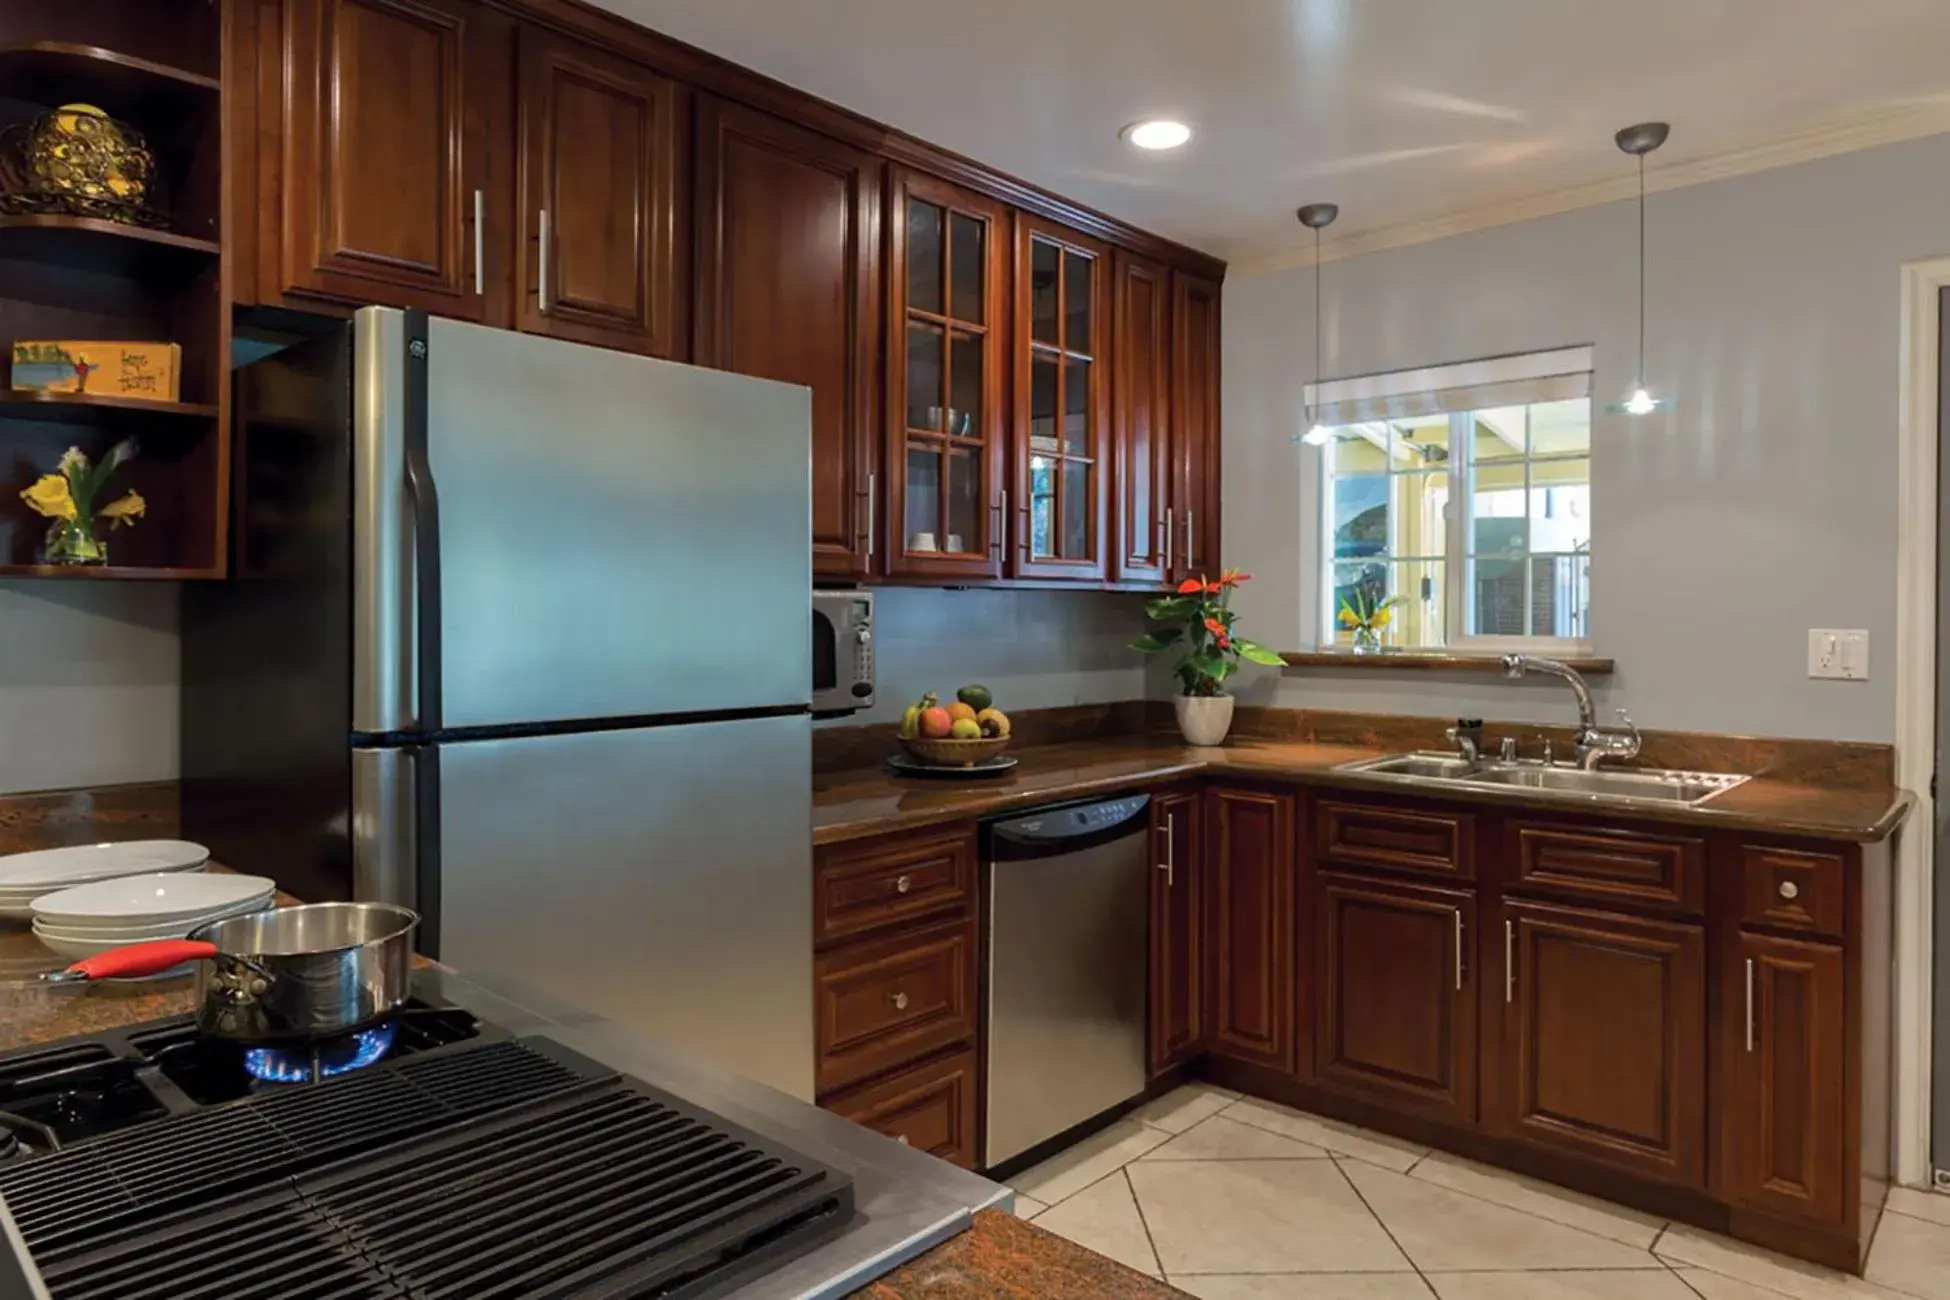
<box><xmin>1336</xmin><ymin>752</ymin><xmax>1750</xmax><ymax>808</ymax></box>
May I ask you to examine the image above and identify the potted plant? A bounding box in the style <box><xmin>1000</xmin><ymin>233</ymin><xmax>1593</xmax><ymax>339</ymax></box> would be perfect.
<box><xmin>1131</xmin><ymin>569</ymin><xmax>1284</xmax><ymax>746</ymax></box>
<box><xmin>18</xmin><ymin>440</ymin><xmax>145</xmax><ymax>566</ymax></box>
<box><xmin>1338</xmin><ymin>584</ymin><xmax>1403</xmax><ymax>653</ymax></box>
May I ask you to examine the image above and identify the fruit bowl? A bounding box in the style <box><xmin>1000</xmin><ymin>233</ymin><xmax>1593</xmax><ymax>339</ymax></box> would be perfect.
<box><xmin>896</xmin><ymin>735</ymin><xmax>1012</xmax><ymax>768</ymax></box>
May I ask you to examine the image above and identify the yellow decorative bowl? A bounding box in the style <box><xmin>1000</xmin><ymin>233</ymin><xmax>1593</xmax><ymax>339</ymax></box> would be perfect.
<box><xmin>897</xmin><ymin>735</ymin><xmax>1012</xmax><ymax>768</ymax></box>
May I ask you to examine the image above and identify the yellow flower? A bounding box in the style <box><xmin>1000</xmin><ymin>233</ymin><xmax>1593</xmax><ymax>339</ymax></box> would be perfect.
<box><xmin>20</xmin><ymin>475</ymin><xmax>75</xmax><ymax>520</ymax></box>
<box><xmin>96</xmin><ymin>491</ymin><xmax>146</xmax><ymax>529</ymax></box>
<box><xmin>1372</xmin><ymin>607</ymin><xmax>1393</xmax><ymax>630</ymax></box>
<box><xmin>1337</xmin><ymin>608</ymin><xmax>1359</xmax><ymax>628</ymax></box>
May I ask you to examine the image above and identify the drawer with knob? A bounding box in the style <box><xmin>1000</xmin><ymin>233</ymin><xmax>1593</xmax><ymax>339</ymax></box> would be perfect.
<box><xmin>1738</xmin><ymin>845</ymin><xmax>1844</xmax><ymax>938</ymax></box>
<box><xmin>815</xmin><ymin>825</ymin><xmax>976</xmax><ymax>948</ymax></box>
<box><xmin>823</xmin><ymin>1047</ymin><xmax>978</xmax><ymax>1168</ymax></box>
<box><xmin>814</xmin><ymin>918</ymin><xmax>978</xmax><ymax>1095</ymax></box>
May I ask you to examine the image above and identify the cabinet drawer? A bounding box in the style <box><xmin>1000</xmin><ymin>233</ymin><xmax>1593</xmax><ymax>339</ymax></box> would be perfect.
<box><xmin>1739</xmin><ymin>845</ymin><xmax>1845</xmax><ymax>938</ymax></box>
<box><xmin>824</xmin><ymin>1048</ymin><xmax>978</xmax><ymax>1168</ymax></box>
<box><xmin>1318</xmin><ymin>799</ymin><xmax>1473</xmax><ymax>880</ymax></box>
<box><xmin>815</xmin><ymin>826</ymin><xmax>975</xmax><ymax>946</ymax></box>
<box><xmin>1508</xmin><ymin>822</ymin><xmax>1705</xmax><ymax>913</ymax></box>
<box><xmin>815</xmin><ymin>920</ymin><xmax>977</xmax><ymax>1095</ymax></box>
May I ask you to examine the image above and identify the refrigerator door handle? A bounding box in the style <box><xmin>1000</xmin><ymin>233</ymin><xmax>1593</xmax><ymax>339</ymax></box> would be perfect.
<box><xmin>402</xmin><ymin>311</ymin><xmax>443</xmax><ymax>731</ymax></box>
<box><xmin>352</xmin><ymin>747</ymin><xmax>417</xmax><ymax>909</ymax></box>
<box><xmin>412</xmin><ymin>743</ymin><xmax>442</xmax><ymax>960</ymax></box>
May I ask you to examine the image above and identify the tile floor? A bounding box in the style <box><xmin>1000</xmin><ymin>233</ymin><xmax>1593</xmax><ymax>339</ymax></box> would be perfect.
<box><xmin>1005</xmin><ymin>1085</ymin><xmax>1950</xmax><ymax>1299</ymax></box>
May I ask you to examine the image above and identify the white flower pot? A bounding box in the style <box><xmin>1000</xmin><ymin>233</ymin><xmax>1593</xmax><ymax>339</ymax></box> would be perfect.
<box><xmin>1175</xmin><ymin>694</ymin><xmax>1236</xmax><ymax>746</ymax></box>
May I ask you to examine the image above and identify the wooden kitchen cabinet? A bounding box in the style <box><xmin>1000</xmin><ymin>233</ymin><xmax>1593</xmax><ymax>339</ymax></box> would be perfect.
<box><xmin>1204</xmin><ymin>786</ymin><xmax>1296</xmax><ymax>1072</ymax></box>
<box><xmin>1170</xmin><ymin>271</ymin><xmax>1222</xmax><ymax>582</ymax></box>
<box><xmin>279</xmin><ymin>0</ymin><xmax>499</xmax><ymax>316</ymax></box>
<box><xmin>1314</xmin><ymin>872</ymin><xmax>1477</xmax><ymax>1124</ymax></box>
<box><xmin>515</xmin><ymin>25</ymin><xmax>687</xmax><ymax>356</ymax></box>
<box><xmin>695</xmin><ymin>97</ymin><xmax>882</xmax><ymax>579</ymax></box>
<box><xmin>825</xmin><ymin>1047</ymin><xmax>978</xmax><ymax>1169</ymax></box>
<box><xmin>884</xmin><ymin>169</ymin><xmax>1010</xmax><ymax>580</ymax></box>
<box><xmin>1725</xmin><ymin>932</ymin><xmax>1847</xmax><ymax>1226</ymax></box>
<box><xmin>1112</xmin><ymin>250</ymin><xmax>1172</xmax><ymax>585</ymax></box>
<box><xmin>1014</xmin><ymin>214</ymin><xmax>1110</xmax><ymax>582</ymax></box>
<box><xmin>1497</xmin><ymin>898</ymin><xmax>1707</xmax><ymax>1186</ymax></box>
<box><xmin>1149</xmin><ymin>789</ymin><xmax>1204</xmax><ymax>1073</ymax></box>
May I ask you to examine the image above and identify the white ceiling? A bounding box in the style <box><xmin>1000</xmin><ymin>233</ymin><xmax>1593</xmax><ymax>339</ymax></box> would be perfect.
<box><xmin>598</xmin><ymin>0</ymin><xmax>1950</xmax><ymax>271</ymax></box>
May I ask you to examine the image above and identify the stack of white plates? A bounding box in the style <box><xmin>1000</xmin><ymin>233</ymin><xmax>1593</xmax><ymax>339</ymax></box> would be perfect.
<box><xmin>0</xmin><ymin>840</ymin><xmax>210</xmax><ymax>921</ymax></box>
<box><xmin>31</xmin><ymin>871</ymin><xmax>276</xmax><ymax>966</ymax></box>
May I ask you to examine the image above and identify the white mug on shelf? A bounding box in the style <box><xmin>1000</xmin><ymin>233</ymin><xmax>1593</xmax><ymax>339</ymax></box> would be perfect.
<box><xmin>907</xmin><ymin>531</ymin><xmax>938</xmax><ymax>553</ymax></box>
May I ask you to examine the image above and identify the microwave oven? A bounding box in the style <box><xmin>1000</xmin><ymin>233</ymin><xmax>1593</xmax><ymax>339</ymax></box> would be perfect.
<box><xmin>812</xmin><ymin>590</ymin><xmax>874</xmax><ymax>717</ymax></box>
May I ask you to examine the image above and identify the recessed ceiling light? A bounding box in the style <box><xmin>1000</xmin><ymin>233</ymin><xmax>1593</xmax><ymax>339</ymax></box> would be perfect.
<box><xmin>1121</xmin><ymin>119</ymin><xmax>1192</xmax><ymax>151</ymax></box>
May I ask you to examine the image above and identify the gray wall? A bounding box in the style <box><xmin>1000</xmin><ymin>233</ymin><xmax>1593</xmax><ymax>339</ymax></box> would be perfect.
<box><xmin>0</xmin><ymin>582</ymin><xmax>178</xmax><ymax>793</ymax></box>
<box><xmin>1223</xmin><ymin>133</ymin><xmax>1950</xmax><ymax>743</ymax></box>
<box><xmin>824</xmin><ymin>587</ymin><xmax>1151</xmax><ymax>728</ymax></box>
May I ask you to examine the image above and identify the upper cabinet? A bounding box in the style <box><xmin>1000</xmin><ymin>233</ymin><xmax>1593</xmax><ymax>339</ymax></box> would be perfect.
<box><xmin>1014</xmin><ymin>216</ymin><xmax>1110</xmax><ymax>582</ymax></box>
<box><xmin>516</xmin><ymin>27</ymin><xmax>686</xmax><ymax>357</ymax></box>
<box><xmin>280</xmin><ymin>0</ymin><xmax>497</xmax><ymax>317</ymax></box>
<box><xmin>695</xmin><ymin>99</ymin><xmax>881</xmax><ymax>579</ymax></box>
<box><xmin>1172</xmin><ymin>272</ymin><xmax>1223</xmax><ymax>583</ymax></box>
<box><xmin>1113</xmin><ymin>251</ymin><xmax>1172</xmax><ymax>585</ymax></box>
<box><xmin>885</xmin><ymin>170</ymin><xmax>1010</xmax><ymax>581</ymax></box>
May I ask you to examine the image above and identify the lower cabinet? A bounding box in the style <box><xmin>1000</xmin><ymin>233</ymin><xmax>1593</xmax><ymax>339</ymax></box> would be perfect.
<box><xmin>1724</xmin><ymin>931</ymin><xmax>1847</xmax><ymax>1225</ymax></box>
<box><xmin>1314</xmin><ymin>872</ymin><xmax>1477</xmax><ymax>1124</ymax></box>
<box><xmin>825</xmin><ymin>1048</ymin><xmax>979</xmax><ymax>1168</ymax></box>
<box><xmin>1496</xmin><ymin>899</ymin><xmax>1707</xmax><ymax>1185</ymax></box>
<box><xmin>1150</xmin><ymin>789</ymin><xmax>1204</xmax><ymax>1073</ymax></box>
<box><xmin>1204</xmin><ymin>786</ymin><xmax>1297</xmax><ymax>1072</ymax></box>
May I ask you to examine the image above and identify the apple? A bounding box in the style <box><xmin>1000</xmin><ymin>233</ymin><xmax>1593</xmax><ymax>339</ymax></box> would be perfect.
<box><xmin>920</xmin><ymin>706</ymin><xmax>954</xmax><ymax>738</ymax></box>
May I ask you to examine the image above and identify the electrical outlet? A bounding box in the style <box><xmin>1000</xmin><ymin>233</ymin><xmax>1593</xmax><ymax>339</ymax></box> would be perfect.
<box><xmin>1807</xmin><ymin>629</ymin><xmax>1869</xmax><ymax>680</ymax></box>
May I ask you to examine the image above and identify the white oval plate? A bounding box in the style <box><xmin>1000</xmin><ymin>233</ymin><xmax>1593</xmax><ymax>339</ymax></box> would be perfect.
<box><xmin>32</xmin><ymin>895</ymin><xmax>272</xmax><ymax>942</ymax></box>
<box><xmin>32</xmin><ymin>872</ymin><xmax>276</xmax><ymax>927</ymax></box>
<box><xmin>33</xmin><ymin>928</ymin><xmax>196</xmax><ymax>979</ymax></box>
<box><xmin>0</xmin><ymin>841</ymin><xmax>209</xmax><ymax>890</ymax></box>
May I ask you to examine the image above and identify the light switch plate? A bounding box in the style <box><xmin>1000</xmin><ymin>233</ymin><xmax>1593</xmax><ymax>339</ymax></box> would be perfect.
<box><xmin>1808</xmin><ymin>629</ymin><xmax>1869</xmax><ymax>680</ymax></box>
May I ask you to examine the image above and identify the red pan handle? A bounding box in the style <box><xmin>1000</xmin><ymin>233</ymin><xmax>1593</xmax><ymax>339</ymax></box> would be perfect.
<box><xmin>65</xmin><ymin>939</ymin><xmax>219</xmax><ymax>981</ymax></box>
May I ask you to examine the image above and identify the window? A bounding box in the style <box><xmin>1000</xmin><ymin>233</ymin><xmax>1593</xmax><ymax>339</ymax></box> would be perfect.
<box><xmin>1311</xmin><ymin>348</ymin><xmax>1593</xmax><ymax>652</ymax></box>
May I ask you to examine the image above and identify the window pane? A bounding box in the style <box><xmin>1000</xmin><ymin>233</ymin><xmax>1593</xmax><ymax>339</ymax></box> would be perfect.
<box><xmin>907</xmin><ymin>200</ymin><xmax>943</xmax><ymax>315</ymax></box>
<box><xmin>1030</xmin><ymin>239</ymin><xmax>1060</xmax><ymax>345</ymax></box>
<box><xmin>948</xmin><ymin>329</ymin><xmax>983</xmax><ymax>438</ymax></box>
<box><xmin>1064</xmin><ymin>251</ymin><xmax>1092</xmax><ymax>353</ymax></box>
<box><xmin>904</xmin><ymin>441</ymin><xmax>941</xmax><ymax>548</ymax></box>
<box><xmin>1471</xmin><ymin>407</ymin><xmax>1527</xmax><ymax>461</ymax></box>
<box><xmin>1389</xmin><ymin>470</ymin><xmax>1448</xmax><ymax>560</ymax></box>
<box><xmin>1389</xmin><ymin>560</ymin><xmax>1446</xmax><ymax>649</ymax></box>
<box><xmin>1529</xmin><ymin>399</ymin><xmax>1591</xmax><ymax>457</ymax></box>
<box><xmin>1029</xmin><ymin>352</ymin><xmax>1059</xmax><ymax>452</ymax></box>
<box><xmin>1469</xmin><ymin>556</ymin><xmax>1526</xmax><ymax>636</ymax></box>
<box><xmin>950</xmin><ymin>212</ymin><xmax>985</xmax><ymax>323</ymax></box>
<box><xmin>947</xmin><ymin>446</ymin><xmax>980</xmax><ymax>554</ymax></box>
<box><xmin>1330</xmin><ymin>428</ymin><xmax>1391</xmax><ymax>476</ymax></box>
<box><xmin>906</xmin><ymin>322</ymin><xmax>944</xmax><ymax>430</ymax></box>
<box><xmin>1470</xmin><ymin>468</ymin><xmax>1527</xmax><ymax>557</ymax></box>
<box><xmin>1531</xmin><ymin>554</ymin><xmax>1591</xmax><ymax>639</ymax></box>
<box><xmin>1063</xmin><ymin>359</ymin><xmax>1091</xmax><ymax>455</ymax></box>
<box><xmin>1029</xmin><ymin>455</ymin><xmax>1055</xmax><ymax>557</ymax></box>
<box><xmin>1528</xmin><ymin>460</ymin><xmax>1590</xmax><ymax>553</ymax></box>
<box><xmin>1333</xmin><ymin>472</ymin><xmax>1388</xmax><ymax>560</ymax></box>
<box><xmin>1062</xmin><ymin>459</ymin><xmax>1090</xmax><ymax>559</ymax></box>
<box><xmin>1329</xmin><ymin>561</ymin><xmax>1387</xmax><ymax>647</ymax></box>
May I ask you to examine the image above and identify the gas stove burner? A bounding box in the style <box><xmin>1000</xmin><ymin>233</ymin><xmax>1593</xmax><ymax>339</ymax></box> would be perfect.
<box><xmin>242</xmin><ymin>1021</ymin><xmax>398</xmax><ymax>1085</ymax></box>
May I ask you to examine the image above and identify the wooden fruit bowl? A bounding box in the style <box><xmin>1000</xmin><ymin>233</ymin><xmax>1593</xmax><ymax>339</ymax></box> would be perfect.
<box><xmin>896</xmin><ymin>735</ymin><xmax>1012</xmax><ymax>767</ymax></box>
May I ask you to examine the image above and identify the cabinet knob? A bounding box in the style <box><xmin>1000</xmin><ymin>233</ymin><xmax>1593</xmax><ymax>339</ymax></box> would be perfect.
<box><xmin>895</xmin><ymin>874</ymin><xmax>912</xmax><ymax>895</ymax></box>
<box><xmin>895</xmin><ymin>1134</ymin><xmax>910</xmax><ymax>1146</ymax></box>
<box><xmin>1778</xmin><ymin>880</ymin><xmax>1800</xmax><ymax>901</ymax></box>
<box><xmin>892</xmin><ymin>991</ymin><xmax>909</xmax><ymax>1011</ymax></box>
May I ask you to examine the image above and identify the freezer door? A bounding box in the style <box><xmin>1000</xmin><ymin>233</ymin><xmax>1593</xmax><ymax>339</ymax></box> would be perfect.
<box><xmin>352</xmin><ymin>308</ymin><xmax>813</xmax><ymax>732</ymax></box>
<box><xmin>430</xmin><ymin>715</ymin><xmax>815</xmax><ymax>1100</ymax></box>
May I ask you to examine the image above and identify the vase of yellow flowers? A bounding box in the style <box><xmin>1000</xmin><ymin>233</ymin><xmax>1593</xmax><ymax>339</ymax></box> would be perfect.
<box><xmin>19</xmin><ymin>440</ymin><xmax>145</xmax><ymax>566</ymax></box>
<box><xmin>1338</xmin><ymin>585</ymin><xmax>1404</xmax><ymax>653</ymax></box>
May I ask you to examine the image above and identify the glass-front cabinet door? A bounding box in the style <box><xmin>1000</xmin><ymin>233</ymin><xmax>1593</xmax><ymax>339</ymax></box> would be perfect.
<box><xmin>885</xmin><ymin>169</ymin><xmax>1008</xmax><ymax>579</ymax></box>
<box><xmin>1014</xmin><ymin>216</ymin><xmax>1109</xmax><ymax>581</ymax></box>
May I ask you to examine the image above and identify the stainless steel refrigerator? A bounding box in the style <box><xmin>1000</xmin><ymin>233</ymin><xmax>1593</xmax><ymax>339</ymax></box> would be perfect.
<box><xmin>183</xmin><ymin>307</ymin><xmax>816</xmax><ymax>1099</ymax></box>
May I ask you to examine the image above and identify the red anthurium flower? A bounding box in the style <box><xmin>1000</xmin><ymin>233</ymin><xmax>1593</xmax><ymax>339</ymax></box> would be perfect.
<box><xmin>1203</xmin><ymin>617</ymin><xmax>1227</xmax><ymax>637</ymax></box>
<box><xmin>1177</xmin><ymin>576</ymin><xmax>1206</xmax><ymax>594</ymax></box>
<box><xmin>1218</xmin><ymin>568</ymin><xmax>1253</xmax><ymax>587</ymax></box>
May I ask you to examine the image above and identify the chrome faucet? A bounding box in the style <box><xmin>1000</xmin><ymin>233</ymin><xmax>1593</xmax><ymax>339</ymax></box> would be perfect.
<box><xmin>1445</xmin><ymin>718</ymin><xmax>1485</xmax><ymax>765</ymax></box>
<box><xmin>1500</xmin><ymin>654</ymin><xmax>1641</xmax><ymax>770</ymax></box>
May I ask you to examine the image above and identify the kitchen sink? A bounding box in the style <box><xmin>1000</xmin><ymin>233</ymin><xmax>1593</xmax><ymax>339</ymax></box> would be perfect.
<box><xmin>1337</xmin><ymin>752</ymin><xmax>1749</xmax><ymax>808</ymax></box>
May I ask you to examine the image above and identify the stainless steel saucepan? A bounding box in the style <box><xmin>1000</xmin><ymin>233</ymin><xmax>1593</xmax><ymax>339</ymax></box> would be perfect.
<box><xmin>46</xmin><ymin>902</ymin><xmax>418</xmax><ymax>1043</ymax></box>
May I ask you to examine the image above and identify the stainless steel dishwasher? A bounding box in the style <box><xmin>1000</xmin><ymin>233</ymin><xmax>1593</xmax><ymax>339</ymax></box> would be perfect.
<box><xmin>985</xmin><ymin>793</ymin><xmax>1151</xmax><ymax>1168</ymax></box>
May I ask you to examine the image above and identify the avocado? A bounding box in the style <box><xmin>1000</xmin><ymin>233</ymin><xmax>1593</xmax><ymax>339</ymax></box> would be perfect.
<box><xmin>957</xmin><ymin>684</ymin><xmax>993</xmax><ymax>712</ymax></box>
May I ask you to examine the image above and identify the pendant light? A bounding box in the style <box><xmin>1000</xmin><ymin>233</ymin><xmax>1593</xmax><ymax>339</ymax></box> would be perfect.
<box><xmin>1297</xmin><ymin>202</ymin><xmax>1340</xmax><ymax>445</ymax></box>
<box><xmin>1613</xmin><ymin>121</ymin><xmax>1669</xmax><ymax>416</ymax></box>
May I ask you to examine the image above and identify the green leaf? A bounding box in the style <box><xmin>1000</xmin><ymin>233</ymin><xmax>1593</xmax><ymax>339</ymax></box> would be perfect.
<box><xmin>1129</xmin><ymin>629</ymin><xmax>1182</xmax><ymax>653</ymax></box>
<box><xmin>1192</xmin><ymin>651</ymin><xmax>1225</xmax><ymax>681</ymax></box>
<box><xmin>1143</xmin><ymin>596</ymin><xmax>1199</xmax><ymax>623</ymax></box>
<box><xmin>1234</xmin><ymin>638</ymin><xmax>1285</xmax><ymax>666</ymax></box>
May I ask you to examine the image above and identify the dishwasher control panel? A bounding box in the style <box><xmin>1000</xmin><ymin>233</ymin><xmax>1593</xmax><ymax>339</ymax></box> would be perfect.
<box><xmin>990</xmin><ymin>794</ymin><xmax>1150</xmax><ymax>845</ymax></box>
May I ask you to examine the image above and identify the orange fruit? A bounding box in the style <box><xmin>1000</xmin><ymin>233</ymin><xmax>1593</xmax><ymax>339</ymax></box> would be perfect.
<box><xmin>946</xmin><ymin>701</ymin><xmax>977</xmax><ymax>723</ymax></box>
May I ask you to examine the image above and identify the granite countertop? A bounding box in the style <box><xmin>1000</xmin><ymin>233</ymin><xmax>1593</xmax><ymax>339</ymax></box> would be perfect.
<box><xmin>855</xmin><ymin>1210</ymin><xmax>1186</xmax><ymax>1299</ymax></box>
<box><xmin>814</xmin><ymin>735</ymin><xmax>1914</xmax><ymax>846</ymax></box>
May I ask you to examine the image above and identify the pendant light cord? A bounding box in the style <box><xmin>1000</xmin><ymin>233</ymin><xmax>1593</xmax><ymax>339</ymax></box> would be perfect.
<box><xmin>1312</xmin><ymin>227</ymin><xmax>1323</xmax><ymax>423</ymax></box>
<box><xmin>1637</xmin><ymin>153</ymin><xmax>1646</xmax><ymax>387</ymax></box>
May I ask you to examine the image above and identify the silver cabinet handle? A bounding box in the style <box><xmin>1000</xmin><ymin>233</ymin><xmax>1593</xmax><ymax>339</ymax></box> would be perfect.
<box><xmin>1454</xmin><ymin>909</ymin><xmax>1465</xmax><ymax>991</ymax></box>
<box><xmin>1164</xmin><ymin>507</ymin><xmax>1175</xmax><ymax>572</ymax></box>
<box><xmin>1160</xmin><ymin>812</ymin><xmax>1175</xmax><ymax>887</ymax></box>
<box><xmin>892</xmin><ymin>991</ymin><xmax>909</xmax><ymax>1012</ymax></box>
<box><xmin>1778</xmin><ymin>880</ymin><xmax>1799</xmax><ymax>901</ymax></box>
<box><xmin>894</xmin><ymin>874</ymin><xmax>911</xmax><ymax>895</ymax></box>
<box><xmin>1185</xmin><ymin>508</ymin><xmax>1196</xmax><ymax>569</ymax></box>
<box><xmin>991</xmin><ymin>490</ymin><xmax>1006</xmax><ymax>558</ymax></box>
<box><xmin>1744</xmin><ymin>957</ymin><xmax>1756</xmax><ymax>1053</ymax></box>
<box><xmin>895</xmin><ymin>1133</ymin><xmax>910</xmax><ymax>1146</ymax></box>
<box><xmin>538</xmin><ymin>208</ymin><xmax>551</xmax><ymax>312</ymax></box>
<box><xmin>473</xmin><ymin>189</ymin><xmax>485</xmax><ymax>295</ymax></box>
<box><xmin>866</xmin><ymin>473</ymin><xmax>876</xmax><ymax>560</ymax></box>
<box><xmin>1504</xmin><ymin>919</ymin><xmax>1515</xmax><ymax>1004</ymax></box>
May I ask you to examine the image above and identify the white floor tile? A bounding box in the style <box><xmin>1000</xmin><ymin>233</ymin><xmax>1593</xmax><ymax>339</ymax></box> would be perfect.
<box><xmin>1425</xmin><ymin>1272</ymin><xmax>1697</xmax><ymax>1299</ymax></box>
<box><xmin>1009</xmin><ymin>1194</ymin><xmax>1048</xmax><ymax>1219</ymax></box>
<box><xmin>1129</xmin><ymin>1158</ymin><xmax>1411</xmax><ymax>1275</ymax></box>
<box><xmin>1030</xmin><ymin>1171</ymin><xmax>1161</xmax><ymax>1277</ymax></box>
<box><xmin>1885</xmin><ymin>1185</ymin><xmax>1950</xmax><ymax>1229</ymax></box>
<box><xmin>1864</xmin><ymin>1207</ymin><xmax>1950</xmax><ymax>1298</ymax></box>
<box><xmin>1008</xmin><ymin>1118</ymin><xmax>1172</xmax><ymax>1206</ymax></box>
<box><xmin>1131</xmin><ymin>1084</ymin><xmax>1241</xmax><ymax>1134</ymax></box>
<box><xmin>1174</xmin><ymin>1275</ymin><xmax>1434</xmax><ymax>1299</ymax></box>
<box><xmin>1409</xmin><ymin>1152</ymin><xmax>1665</xmax><ymax>1249</ymax></box>
<box><xmin>1141</xmin><ymin>1114</ymin><xmax>1333</xmax><ymax>1161</ymax></box>
<box><xmin>1339</xmin><ymin>1159</ymin><xmax>1655</xmax><ymax>1272</ymax></box>
<box><xmin>1655</xmin><ymin>1225</ymin><xmax>1910</xmax><ymax>1299</ymax></box>
<box><xmin>1222</xmin><ymin>1098</ymin><xmax>1429</xmax><ymax>1172</ymax></box>
<box><xmin>1674</xmin><ymin>1269</ymin><xmax>1807</xmax><ymax>1298</ymax></box>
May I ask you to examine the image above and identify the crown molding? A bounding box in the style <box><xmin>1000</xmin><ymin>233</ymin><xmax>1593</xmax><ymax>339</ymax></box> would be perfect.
<box><xmin>1229</xmin><ymin>103</ymin><xmax>1950</xmax><ymax>279</ymax></box>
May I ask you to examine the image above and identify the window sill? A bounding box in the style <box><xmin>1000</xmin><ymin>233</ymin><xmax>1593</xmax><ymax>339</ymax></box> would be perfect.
<box><xmin>1279</xmin><ymin>649</ymin><xmax>1615</xmax><ymax>674</ymax></box>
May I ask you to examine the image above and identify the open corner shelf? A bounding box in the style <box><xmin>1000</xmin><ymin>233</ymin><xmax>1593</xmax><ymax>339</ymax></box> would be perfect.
<box><xmin>0</xmin><ymin>391</ymin><xmax>217</xmax><ymax>429</ymax></box>
<box><xmin>0</xmin><ymin>41</ymin><xmax>219</xmax><ymax>120</ymax></box>
<box><xmin>0</xmin><ymin>563</ymin><xmax>218</xmax><ymax>580</ymax></box>
<box><xmin>0</xmin><ymin>215</ymin><xmax>219</xmax><ymax>276</ymax></box>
